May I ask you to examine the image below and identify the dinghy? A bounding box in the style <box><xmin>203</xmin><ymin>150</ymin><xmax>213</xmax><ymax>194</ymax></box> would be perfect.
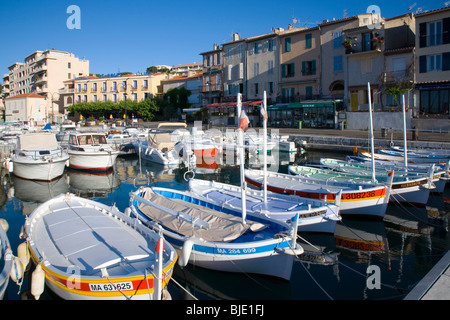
<box><xmin>24</xmin><ymin>193</ymin><xmax>177</xmax><ymax>300</ymax></box>
<box><xmin>128</xmin><ymin>186</ymin><xmax>302</xmax><ymax>280</ymax></box>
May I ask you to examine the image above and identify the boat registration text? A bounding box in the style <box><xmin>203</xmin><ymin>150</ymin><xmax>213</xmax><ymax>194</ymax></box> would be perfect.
<box><xmin>89</xmin><ymin>281</ymin><xmax>133</xmax><ymax>292</ymax></box>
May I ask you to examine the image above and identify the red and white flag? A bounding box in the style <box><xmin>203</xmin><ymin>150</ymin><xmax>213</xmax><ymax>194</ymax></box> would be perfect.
<box><xmin>260</xmin><ymin>101</ymin><xmax>268</xmax><ymax>121</ymax></box>
<box><xmin>239</xmin><ymin>109</ymin><xmax>249</xmax><ymax>131</ymax></box>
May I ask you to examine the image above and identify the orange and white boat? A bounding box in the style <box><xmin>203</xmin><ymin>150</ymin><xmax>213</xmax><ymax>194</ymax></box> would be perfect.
<box><xmin>24</xmin><ymin>193</ymin><xmax>177</xmax><ymax>300</ymax></box>
<box><xmin>245</xmin><ymin>169</ymin><xmax>394</xmax><ymax>220</ymax></box>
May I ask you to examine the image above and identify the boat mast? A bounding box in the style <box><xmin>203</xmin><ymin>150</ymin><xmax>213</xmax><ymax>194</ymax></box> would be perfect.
<box><xmin>402</xmin><ymin>94</ymin><xmax>408</xmax><ymax>168</ymax></box>
<box><xmin>237</xmin><ymin>93</ymin><xmax>247</xmax><ymax>224</ymax></box>
<box><xmin>367</xmin><ymin>82</ymin><xmax>376</xmax><ymax>182</ymax></box>
<box><xmin>262</xmin><ymin>91</ymin><xmax>268</xmax><ymax>203</ymax></box>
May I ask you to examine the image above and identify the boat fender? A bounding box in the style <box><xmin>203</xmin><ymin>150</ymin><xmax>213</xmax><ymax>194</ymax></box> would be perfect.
<box><xmin>31</xmin><ymin>264</ymin><xmax>45</xmax><ymax>300</ymax></box>
<box><xmin>124</xmin><ymin>207</ymin><xmax>132</xmax><ymax>217</ymax></box>
<box><xmin>10</xmin><ymin>256</ymin><xmax>24</xmax><ymax>285</ymax></box>
<box><xmin>178</xmin><ymin>239</ymin><xmax>194</xmax><ymax>268</ymax></box>
<box><xmin>17</xmin><ymin>242</ymin><xmax>30</xmax><ymax>271</ymax></box>
<box><xmin>0</xmin><ymin>218</ymin><xmax>9</xmax><ymax>232</ymax></box>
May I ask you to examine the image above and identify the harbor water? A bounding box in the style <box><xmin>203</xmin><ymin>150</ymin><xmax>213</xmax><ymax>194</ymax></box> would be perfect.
<box><xmin>1</xmin><ymin>149</ymin><xmax>449</xmax><ymax>300</ymax></box>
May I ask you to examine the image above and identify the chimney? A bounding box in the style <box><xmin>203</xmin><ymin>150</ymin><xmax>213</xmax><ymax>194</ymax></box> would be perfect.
<box><xmin>233</xmin><ymin>32</ymin><xmax>240</xmax><ymax>41</ymax></box>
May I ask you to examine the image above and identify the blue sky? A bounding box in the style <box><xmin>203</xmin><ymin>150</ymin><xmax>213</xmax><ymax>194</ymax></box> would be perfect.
<box><xmin>0</xmin><ymin>0</ymin><xmax>447</xmax><ymax>76</ymax></box>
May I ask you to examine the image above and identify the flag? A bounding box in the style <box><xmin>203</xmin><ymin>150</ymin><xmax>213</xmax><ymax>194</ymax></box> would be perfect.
<box><xmin>239</xmin><ymin>109</ymin><xmax>249</xmax><ymax>131</ymax></box>
<box><xmin>155</xmin><ymin>238</ymin><xmax>164</xmax><ymax>253</ymax></box>
<box><xmin>260</xmin><ymin>102</ymin><xmax>268</xmax><ymax>121</ymax></box>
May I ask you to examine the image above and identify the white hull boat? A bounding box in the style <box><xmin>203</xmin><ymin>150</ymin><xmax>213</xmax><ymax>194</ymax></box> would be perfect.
<box><xmin>24</xmin><ymin>193</ymin><xmax>177</xmax><ymax>300</ymax></box>
<box><xmin>129</xmin><ymin>186</ymin><xmax>303</xmax><ymax>280</ymax></box>
<box><xmin>68</xmin><ymin>132</ymin><xmax>119</xmax><ymax>171</ymax></box>
<box><xmin>188</xmin><ymin>179</ymin><xmax>341</xmax><ymax>234</ymax></box>
<box><xmin>245</xmin><ymin>169</ymin><xmax>393</xmax><ymax>220</ymax></box>
<box><xmin>12</xmin><ymin>133</ymin><xmax>69</xmax><ymax>181</ymax></box>
<box><xmin>0</xmin><ymin>220</ymin><xmax>12</xmax><ymax>300</ymax></box>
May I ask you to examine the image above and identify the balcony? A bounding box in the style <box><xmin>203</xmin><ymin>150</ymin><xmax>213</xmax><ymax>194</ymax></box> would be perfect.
<box><xmin>201</xmin><ymin>83</ymin><xmax>223</xmax><ymax>93</ymax></box>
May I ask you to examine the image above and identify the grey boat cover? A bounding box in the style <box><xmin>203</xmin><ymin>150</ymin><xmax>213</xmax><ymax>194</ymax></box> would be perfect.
<box><xmin>138</xmin><ymin>189</ymin><xmax>265</xmax><ymax>242</ymax></box>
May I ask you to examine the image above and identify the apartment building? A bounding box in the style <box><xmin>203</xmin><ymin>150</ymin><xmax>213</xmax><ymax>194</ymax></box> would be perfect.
<box><xmin>7</xmin><ymin>49</ymin><xmax>89</xmax><ymax>122</ymax></box>
<box><xmin>162</xmin><ymin>72</ymin><xmax>203</xmax><ymax>108</ymax></box>
<box><xmin>222</xmin><ymin>33</ymin><xmax>246</xmax><ymax>102</ymax></box>
<box><xmin>200</xmin><ymin>44</ymin><xmax>223</xmax><ymax>106</ymax></box>
<box><xmin>60</xmin><ymin>72</ymin><xmax>167</xmax><ymax>113</ymax></box>
<box><xmin>278</xmin><ymin>25</ymin><xmax>320</xmax><ymax>103</ymax></box>
<box><xmin>170</xmin><ymin>62</ymin><xmax>202</xmax><ymax>75</ymax></box>
<box><xmin>415</xmin><ymin>6</ymin><xmax>450</xmax><ymax>116</ymax></box>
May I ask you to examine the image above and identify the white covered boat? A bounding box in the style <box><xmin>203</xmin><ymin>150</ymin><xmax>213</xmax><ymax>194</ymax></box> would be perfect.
<box><xmin>24</xmin><ymin>193</ymin><xmax>177</xmax><ymax>300</ymax></box>
<box><xmin>245</xmin><ymin>169</ymin><xmax>393</xmax><ymax>220</ymax></box>
<box><xmin>188</xmin><ymin>178</ymin><xmax>341</xmax><ymax>234</ymax></box>
<box><xmin>0</xmin><ymin>219</ymin><xmax>13</xmax><ymax>300</ymax></box>
<box><xmin>68</xmin><ymin>132</ymin><xmax>119</xmax><ymax>171</ymax></box>
<box><xmin>129</xmin><ymin>186</ymin><xmax>303</xmax><ymax>280</ymax></box>
<box><xmin>134</xmin><ymin>131</ymin><xmax>195</xmax><ymax>166</ymax></box>
<box><xmin>12</xmin><ymin>133</ymin><xmax>69</xmax><ymax>181</ymax></box>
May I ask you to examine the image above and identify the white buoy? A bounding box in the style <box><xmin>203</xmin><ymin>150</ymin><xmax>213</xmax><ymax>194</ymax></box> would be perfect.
<box><xmin>178</xmin><ymin>239</ymin><xmax>194</xmax><ymax>267</ymax></box>
<box><xmin>17</xmin><ymin>242</ymin><xmax>30</xmax><ymax>271</ymax></box>
<box><xmin>10</xmin><ymin>256</ymin><xmax>23</xmax><ymax>284</ymax></box>
<box><xmin>0</xmin><ymin>218</ymin><xmax>8</xmax><ymax>232</ymax></box>
<box><xmin>31</xmin><ymin>264</ymin><xmax>45</xmax><ymax>300</ymax></box>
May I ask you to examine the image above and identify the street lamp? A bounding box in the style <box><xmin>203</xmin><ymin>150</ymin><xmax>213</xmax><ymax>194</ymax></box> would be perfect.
<box><xmin>123</xmin><ymin>92</ymin><xmax>128</xmax><ymax>125</ymax></box>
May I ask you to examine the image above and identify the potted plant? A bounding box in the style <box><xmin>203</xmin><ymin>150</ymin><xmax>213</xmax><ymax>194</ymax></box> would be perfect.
<box><xmin>342</xmin><ymin>39</ymin><xmax>353</xmax><ymax>53</ymax></box>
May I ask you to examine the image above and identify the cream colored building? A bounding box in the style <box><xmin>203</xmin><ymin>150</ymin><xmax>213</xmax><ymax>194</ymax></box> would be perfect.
<box><xmin>4</xmin><ymin>93</ymin><xmax>48</xmax><ymax>123</ymax></box>
<box><xmin>7</xmin><ymin>49</ymin><xmax>89</xmax><ymax>122</ymax></box>
<box><xmin>60</xmin><ymin>72</ymin><xmax>167</xmax><ymax>116</ymax></box>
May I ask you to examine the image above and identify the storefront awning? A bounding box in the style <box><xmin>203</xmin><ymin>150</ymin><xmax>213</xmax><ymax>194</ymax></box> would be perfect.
<box><xmin>204</xmin><ymin>100</ymin><xmax>262</xmax><ymax>108</ymax></box>
<box><xmin>268</xmin><ymin>100</ymin><xmax>341</xmax><ymax>111</ymax></box>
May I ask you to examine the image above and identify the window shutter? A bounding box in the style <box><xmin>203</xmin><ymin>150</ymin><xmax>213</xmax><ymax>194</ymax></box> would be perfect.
<box><xmin>419</xmin><ymin>23</ymin><xmax>427</xmax><ymax>48</ymax></box>
<box><xmin>302</xmin><ymin>61</ymin><xmax>306</xmax><ymax>76</ymax></box>
<box><xmin>290</xmin><ymin>63</ymin><xmax>295</xmax><ymax>77</ymax></box>
<box><xmin>312</xmin><ymin>60</ymin><xmax>316</xmax><ymax>75</ymax></box>
<box><xmin>305</xmin><ymin>34</ymin><xmax>312</xmax><ymax>48</ymax></box>
<box><xmin>443</xmin><ymin>18</ymin><xmax>450</xmax><ymax>44</ymax></box>
<box><xmin>281</xmin><ymin>64</ymin><xmax>286</xmax><ymax>77</ymax></box>
<box><xmin>285</xmin><ymin>38</ymin><xmax>291</xmax><ymax>52</ymax></box>
<box><xmin>443</xmin><ymin>52</ymin><xmax>450</xmax><ymax>71</ymax></box>
<box><xmin>419</xmin><ymin>55</ymin><xmax>427</xmax><ymax>73</ymax></box>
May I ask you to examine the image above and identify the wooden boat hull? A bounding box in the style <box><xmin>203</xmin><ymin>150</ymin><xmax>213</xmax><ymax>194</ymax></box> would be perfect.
<box><xmin>129</xmin><ymin>187</ymin><xmax>303</xmax><ymax>280</ymax></box>
<box><xmin>245</xmin><ymin>169</ymin><xmax>390</xmax><ymax>219</ymax></box>
<box><xmin>25</xmin><ymin>193</ymin><xmax>177</xmax><ymax>300</ymax></box>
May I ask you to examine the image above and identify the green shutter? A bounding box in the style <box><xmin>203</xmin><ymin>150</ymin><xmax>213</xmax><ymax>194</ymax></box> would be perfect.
<box><xmin>290</xmin><ymin>63</ymin><xmax>295</xmax><ymax>77</ymax></box>
<box><xmin>285</xmin><ymin>38</ymin><xmax>291</xmax><ymax>52</ymax></box>
<box><xmin>312</xmin><ymin>60</ymin><xmax>316</xmax><ymax>75</ymax></box>
<box><xmin>281</xmin><ymin>64</ymin><xmax>286</xmax><ymax>77</ymax></box>
<box><xmin>419</xmin><ymin>55</ymin><xmax>427</xmax><ymax>73</ymax></box>
<box><xmin>305</xmin><ymin>34</ymin><xmax>312</xmax><ymax>48</ymax></box>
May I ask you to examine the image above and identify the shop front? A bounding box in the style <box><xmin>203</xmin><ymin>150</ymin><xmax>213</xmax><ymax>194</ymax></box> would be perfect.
<box><xmin>203</xmin><ymin>100</ymin><xmax>263</xmax><ymax>127</ymax></box>
<box><xmin>267</xmin><ymin>99</ymin><xmax>344</xmax><ymax>129</ymax></box>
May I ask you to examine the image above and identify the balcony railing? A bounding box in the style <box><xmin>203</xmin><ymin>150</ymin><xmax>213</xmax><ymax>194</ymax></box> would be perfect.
<box><xmin>201</xmin><ymin>84</ymin><xmax>223</xmax><ymax>92</ymax></box>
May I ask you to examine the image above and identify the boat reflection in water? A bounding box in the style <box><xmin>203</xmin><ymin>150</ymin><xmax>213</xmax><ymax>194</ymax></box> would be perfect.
<box><xmin>67</xmin><ymin>168</ymin><xmax>120</xmax><ymax>198</ymax></box>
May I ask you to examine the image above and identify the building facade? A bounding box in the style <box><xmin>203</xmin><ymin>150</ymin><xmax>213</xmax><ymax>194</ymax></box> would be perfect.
<box><xmin>4</xmin><ymin>93</ymin><xmax>47</xmax><ymax>123</ymax></box>
<box><xmin>414</xmin><ymin>6</ymin><xmax>450</xmax><ymax>117</ymax></box>
<box><xmin>200</xmin><ymin>44</ymin><xmax>223</xmax><ymax>106</ymax></box>
<box><xmin>7</xmin><ymin>49</ymin><xmax>89</xmax><ymax>122</ymax></box>
<box><xmin>222</xmin><ymin>33</ymin><xmax>246</xmax><ymax>103</ymax></box>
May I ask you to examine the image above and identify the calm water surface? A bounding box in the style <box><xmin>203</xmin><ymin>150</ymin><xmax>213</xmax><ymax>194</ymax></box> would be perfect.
<box><xmin>1</xmin><ymin>149</ymin><xmax>449</xmax><ymax>300</ymax></box>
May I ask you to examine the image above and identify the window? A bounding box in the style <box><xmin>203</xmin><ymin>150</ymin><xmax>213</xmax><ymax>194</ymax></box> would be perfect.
<box><xmin>305</xmin><ymin>86</ymin><xmax>313</xmax><ymax>98</ymax></box>
<box><xmin>254</xmin><ymin>83</ymin><xmax>259</xmax><ymax>95</ymax></box>
<box><xmin>268</xmin><ymin>82</ymin><xmax>274</xmax><ymax>94</ymax></box>
<box><xmin>103</xmin><ymin>94</ymin><xmax>107</xmax><ymax>102</ymax></box>
<box><xmin>428</xmin><ymin>54</ymin><xmax>442</xmax><ymax>71</ymax></box>
<box><xmin>305</xmin><ymin>33</ymin><xmax>312</xmax><ymax>48</ymax></box>
<box><xmin>68</xmin><ymin>73</ymin><xmax>71</xmax><ymax>79</ymax></box>
<box><xmin>268</xmin><ymin>38</ymin><xmax>276</xmax><ymax>51</ymax></box>
<box><xmin>333</xmin><ymin>31</ymin><xmax>343</xmax><ymax>49</ymax></box>
<box><xmin>238</xmin><ymin>44</ymin><xmax>243</xmax><ymax>58</ymax></box>
<box><xmin>102</xmin><ymin>82</ymin><xmax>107</xmax><ymax>91</ymax></box>
<box><xmin>285</xmin><ymin>37</ymin><xmax>291</xmax><ymax>52</ymax></box>
<box><xmin>83</xmin><ymin>95</ymin><xmax>87</xmax><ymax>102</ymax></box>
<box><xmin>133</xmin><ymin>80</ymin><xmax>137</xmax><ymax>89</ymax></box>
<box><xmin>133</xmin><ymin>93</ymin><xmax>138</xmax><ymax>101</ymax></box>
<box><xmin>226</xmin><ymin>47</ymin><xmax>232</xmax><ymax>61</ymax></box>
<box><xmin>83</xmin><ymin>83</ymin><xmax>87</xmax><ymax>92</ymax></box>
<box><xmin>93</xmin><ymin>95</ymin><xmax>97</xmax><ymax>102</ymax></box>
<box><xmin>302</xmin><ymin>60</ymin><xmax>316</xmax><ymax>76</ymax></box>
<box><xmin>428</xmin><ymin>21</ymin><xmax>443</xmax><ymax>47</ymax></box>
<box><xmin>282</xmin><ymin>63</ymin><xmax>295</xmax><ymax>78</ymax></box>
<box><xmin>77</xmin><ymin>84</ymin><xmax>81</xmax><ymax>92</ymax></box>
<box><xmin>112</xmin><ymin>82</ymin><xmax>117</xmax><ymax>91</ymax></box>
<box><xmin>420</xmin><ymin>89</ymin><xmax>450</xmax><ymax>114</ymax></box>
<box><xmin>333</xmin><ymin>56</ymin><xmax>343</xmax><ymax>72</ymax></box>
<box><xmin>254</xmin><ymin>62</ymin><xmax>259</xmax><ymax>76</ymax></box>
<box><xmin>122</xmin><ymin>81</ymin><xmax>127</xmax><ymax>90</ymax></box>
<box><xmin>113</xmin><ymin>94</ymin><xmax>117</xmax><ymax>103</ymax></box>
<box><xmin>268</xmin><ymin>60</ymin><xmax>274</xmax><ymax>75</ymax></box>
<box><xmin>92</xmin><ymin>83</ymin><xmax>97</xmax><ymax>91</ymax></box>
<box><xmin>143</xmin><ymin>80</ymin><xmax>148</xmax><ymax>89</ymax></box>
<box><xmin>362</xmin><ymin>32</ymin><xmax>373</xmax><ymax>51</ymax></box>
<box><xmin>254</xmin><ymin>42</ymin><xmax>261</xmax><ymax>54</ymax></box>
<box><xmin>68</xmin><ymin>62</ymin><xmax>71</xmax><ymax>69</ymax></box>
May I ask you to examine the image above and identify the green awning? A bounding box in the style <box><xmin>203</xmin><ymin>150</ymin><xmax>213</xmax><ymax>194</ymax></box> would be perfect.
<box><xmin>268</xmin><ymin>100</ymin><xmax>340</xmax><ymax>111</ymax></box>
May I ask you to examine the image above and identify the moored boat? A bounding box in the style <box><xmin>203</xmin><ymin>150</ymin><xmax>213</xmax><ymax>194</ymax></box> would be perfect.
<box><xmin>188</xmin><ymin>178</ymin><xmax>341</xmax><ymax>234</ymax></box>
<box><xmin>12</xmin><ymin>133</ymin><xmax>69</xmax><ymax>181</ymax></box>
<box><xmin>68</xmin><ymin>132</ymin><xmax>119</xmax><ymax>171</ymax></box>
<box><xmin>24</xmin><ymin>193</ymin><xmax>177</xmax><ymax>300</ymax></box>
<box><xmin>129</xmin><ymin>186</ymin><xmax>303</xmax><ymax>280</ymax></box>
<box><xmin>245</xmin><ymin>169</ymin><xmax>394</xmax><ymax>220</ymax></box>
<box><xmin>0</xmin><ymin>219</ymin><xmax>13</xmax><ymax>300</ymax></box>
